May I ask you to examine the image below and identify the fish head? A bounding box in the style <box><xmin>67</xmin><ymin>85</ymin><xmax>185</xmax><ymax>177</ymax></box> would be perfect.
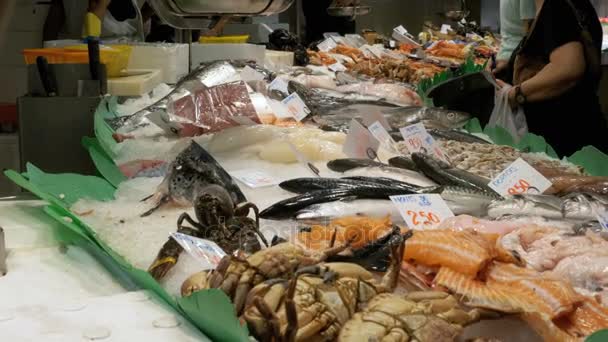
<box><xmin>430</xmin><ymin>108</ymin><xmax>471</xmax><ymax>128</ymax></box>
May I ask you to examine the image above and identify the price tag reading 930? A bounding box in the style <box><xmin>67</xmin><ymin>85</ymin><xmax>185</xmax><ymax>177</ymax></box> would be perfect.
<box><xmin>488</xmin><ymin>158</ymin><xmax>553</xmax><ymax>196</ymax></box>
<box><xmin>400</xmin><ymin>123</ymin><xmax>448</xmax><ymax>162</ymax></box>
<box><xmin>390</xmin><ymin>194</ymin><xmax>454</xmax><ymax>229</ymax></box>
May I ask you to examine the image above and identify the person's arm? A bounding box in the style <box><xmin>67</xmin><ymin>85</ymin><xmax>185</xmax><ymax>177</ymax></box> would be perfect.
<box><xmin>509</xmin><ymin>41</ymin><xmax>586</xmax><ymax>105</ymax></box>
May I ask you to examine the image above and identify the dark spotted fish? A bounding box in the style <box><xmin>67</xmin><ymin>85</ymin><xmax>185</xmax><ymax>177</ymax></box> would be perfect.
<box><xmin>141</xmin><ymin>141</ymin><xmax>246</xmax><ymax>217</ymax></box>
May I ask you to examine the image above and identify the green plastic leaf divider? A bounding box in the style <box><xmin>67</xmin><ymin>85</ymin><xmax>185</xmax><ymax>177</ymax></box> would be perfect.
<box><xmin>82</xmin><ymin>136</ymin><xmax>127</xmax><ymax>188</ymax></box>
<box><xmin>6</xmin><ymin>164</ymin><xmax>247</xmax><ymax>341</ymax></box>
<box><xmin>94</xmin><ymin>97</ymin><xmax>120</xmax><ymax>159</ymax></box>
<box><xmin>567</xmin><ymin>146</ymin><xmax>608</xmax><ymax>176</ymax></box>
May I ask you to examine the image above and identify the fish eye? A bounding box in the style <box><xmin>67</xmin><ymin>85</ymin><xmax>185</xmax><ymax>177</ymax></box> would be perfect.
<box><xmin>448</xmin><ymin>113</ymin><xmax>455</xmax><ymax>119</ymax></box>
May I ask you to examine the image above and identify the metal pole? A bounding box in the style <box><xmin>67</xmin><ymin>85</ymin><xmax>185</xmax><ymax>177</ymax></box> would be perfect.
<box><xmin>0</xmin><ymin>227</ymin><xmax>7</xmax><ymax>276</ymax></box>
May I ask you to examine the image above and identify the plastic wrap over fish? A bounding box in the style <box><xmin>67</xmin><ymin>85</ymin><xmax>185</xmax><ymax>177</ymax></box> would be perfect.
<box><xmin>166</xmin><ymin>81</ymin><xmax>262</xmax><ymax>136</ymax></box>
<box><xmin>110</xmin><ymin>61</ymin><xmax>240</xmax><ymax>133</ymax></box>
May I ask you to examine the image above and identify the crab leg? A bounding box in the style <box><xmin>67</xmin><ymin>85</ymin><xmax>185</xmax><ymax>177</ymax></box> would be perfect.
<box><xmin>235</xmin><ymin>202</ymin><xmax>269</xmax><ymax>248</ymax></box>
<box><xmin>379</xmin><ymin>229</ymin><xmax>411</xmax><ymax>291</ymax></box>
<box><xmin>283</xmin><ymin>276</ymin><xmax>299</xmax><ymax>342</ymax></box>
<box><xmin>253</xmin><ymin>297</ymin><xmax>283</xmax><ymax>342</ymax></box>
<box><xmin>148</xmin><ymin>223</ymin><xmax>199</xmax><ymax>280</ymax></box>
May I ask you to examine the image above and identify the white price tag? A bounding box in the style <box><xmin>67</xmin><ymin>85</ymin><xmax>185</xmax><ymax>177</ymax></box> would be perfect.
<box><xmin>394</xmin><ymin>25</ymin><xmax>408</xmax><ymax>35</ymax></box>
<box><xmin>328</xmin><ymin>62</ymin><xmax>347</xmax><ymax>72</ymax></box>
<box><xmin>230</xmin><ymin>169</ymin><xmax>281</xmax><ymax>188</ymax></box>
<box><xmin>440</xmin><ymin>24</ymin><xmax>452</xmax><ymax>34</ymax></box>
<box><xmin>400</xmin><ymin>123</ymin><xmax>448</xmax><ymax>161</ymax></box>
<box><xmin>331</xmin><ymin>36</ymin><xmax>347</xmax><ymax>45</ymax></box>
<box><xmin>268</xmin><ymin>99</ymin><xmax>292</xmax><ymax>119</ymax></box>
<box><xmin>268</xmin><ymin>77</ymin><xmax>289</xmax><ymax>94</ymax></box>
<box><xmin>170</xmin><ymin>233</ymin><xmax>227</xmax><ymax>270</ymax></box>
<box><xmin>240</xmin><ymin>65</ymin><xmax>265</xmax><ymax>82</ymax></box>
<box><xmin>343</xmin><ymin>119</ymin><xmax>380</xmax><ymax>159</ymax></box>
<box><xmin>318</xmin><ymin>38</ymin><xmax>338</xmax><ymax>52</ymax></box>
<box><xmin>390</xmin><ymin>194</ymin><xmax>454</xmax><ymax>229</ymax></box>
<box><xmin>488</xmin><ymin>158</ymin><xmax>553</xmax><ymax>196</ymax></box>
<box><xmin>361</xmin><ymin>111</ymin><xmax>391</xmax><ymax>130</ymax></box>
<box><xmin>359</xmin><ymin>44</ymin><xmax>375</xmax><ymax>58</ymax></box>
<box><xmin>368</xmin><ymin>121</ymin><xmax>396</xmax><ymax>151</ymax></box>
<box><xmin>281</xmin><ymin>93</ymin><xmax>310</xmax><ymax>122</ymax></box>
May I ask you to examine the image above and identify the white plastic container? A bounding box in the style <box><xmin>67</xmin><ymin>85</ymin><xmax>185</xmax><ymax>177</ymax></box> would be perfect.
<box><xmin>127</xmin><ymin>43</ymin><xmax>189</xmax><ymax>84</ymax></box>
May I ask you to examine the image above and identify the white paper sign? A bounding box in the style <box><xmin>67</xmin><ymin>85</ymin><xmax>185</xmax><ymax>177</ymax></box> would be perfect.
<box><xmin>268</xmin><ymin>77</ymin><xmax>289</xmax><ymax>94</ymax></box>
<box><xmin>488</xmin><ymin>158</ymin><xmax>553</xmax><ymax>196</ymax></box>
<box><xmin>399</xmin><ymin>123</ymin><xmax>448</xmax><ymax>161</ymax></box>
<box><xmin>394</xmin><ymin>25</ymin><xmax>408</xmax><ymax>35</ymax></box>
<box><xmin>268</xmin><ymin>99</ymin><xmax>292</xmax><ymax>119</ymax></box>
<box><xmin>240</xmin><ymin>65</ymin><xmax>265</xmax><ymax>82</ymax></box>
<box><xmin>343</xmin><ymin>119</ymin><xmax>380</xmax><ymax>159</ymax></box>
<box><xmin>328</xmin><ymin>62</ymin><xmax>347</xmax><ymax>72</ymax></box>
<box><xmin>318</xmin><ymin>38</ymin><xmax>338</xmax><ymax>52</ymax></box>
<box><xmin>390</xmin><ymin>194</ymin><xmax>454</xmax><ymax>229</ymax></box>
<box><xmin>230</xmin><ymin>169</ymin><xmax>281</xmax><ymax>188</ymax></box>
<box><xmin>368</xmin><ymin>121</ymin><xmax>397</xmax><ymax>152</ymax></box>
<box><xmin>440</xmin><ymin>24</ymin><xmax>452</xmax><ymax>34</ymax></box>
<box><xmin>281</xmin><ymin>93</ymin><xmax>310</xmax><ymax>121</ymax></box>
<box><xmin>170</xmin><ymin>232</ymin><xmax>227</xmax><ymax>270</ymax></box>
<box><xmin>361</xmin><ymin>111</ymin><xmax>391</xmax><ymax>130</ymax></box>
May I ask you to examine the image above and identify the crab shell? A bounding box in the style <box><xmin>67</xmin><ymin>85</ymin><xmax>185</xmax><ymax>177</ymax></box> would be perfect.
<box><xmin>338</xmin><ymin>292</ymin><xmax>482</xmax><ymax>342</ymax></box>
<box><xmin>243</xmin><ymin>262</ymin><xmax>385</xmax><ymax>342</ymax></box>
<box><xmin>180</xmin><ymin>243</ymin><xmax>334</xmax><ymax>313</ymax></box>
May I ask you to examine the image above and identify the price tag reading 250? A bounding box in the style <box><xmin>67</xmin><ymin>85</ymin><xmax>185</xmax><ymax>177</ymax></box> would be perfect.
<box><xmin>488</xmin><ymin>158</ymin><xmax>552</xmax><ymax>197</ymax></box>
<box><xmin>390</xmin><ymin>194</ymin><xmax>454</xmax><ymax>229</ymax></box>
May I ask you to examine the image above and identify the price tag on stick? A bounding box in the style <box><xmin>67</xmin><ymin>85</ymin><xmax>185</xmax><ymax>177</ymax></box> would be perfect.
<box><xmin>170</xmin><ymin>233</ymin><xmax>227</xmax><ymax>271</ymax></box>
<box><xmin>281</xmin><ymin>93</ymin><xmax>310</xmax><ymax>122</ymax></box>
<box><xmin>488</xmin><ymin>158</ymin><xmax>553</xmax><ymax>196</ymax></box>
<box><xmin>368</xmin><ymin>121</ymin><xmax>397</xmax><ymax>152</ymax></box>
<box><xmin>400</xmin><ymin>123</ymin><xmax>448</xmax><ymax>161</ymax></box>
<box><xmin>390</xmin><ymin>194</ymin><xmax>454</xmax><ymax>229</ymax></box>
<box><xmin>343</xmin><ymin>119</ymin><xmax>380</xmax><ymax>159</ymax></box>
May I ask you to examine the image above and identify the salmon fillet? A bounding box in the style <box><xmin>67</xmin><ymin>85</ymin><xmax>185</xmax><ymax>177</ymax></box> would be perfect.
<box><xmin>557</xmin><ymin>299</ymin><xmax>608</xmax><ymax>338</ymax></box>
<box><xmin>521</xmin><ymin>313</ymin><xmax>579</xmax><ymax>342</ymax></box>
<box><xmin>435</xmin><ymin>266</ymin><xmax>581</xmax><ymax>319</ymax></box>
<box><xmin>403</xmin><ymin>230</ymin><xmax>493</xmax><ymax>276</ymax></box>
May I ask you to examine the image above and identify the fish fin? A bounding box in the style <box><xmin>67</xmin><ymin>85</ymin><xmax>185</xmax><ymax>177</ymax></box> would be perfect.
<box><xmin>141</xmin><ymin>194</ymin><xmax>171</xmax><ymax>217</ymax></box>
<box><xmin>338</xmin><ymin>196</ymin><xmax>358</xmax><ymax>203</ymax></box>
<box><xmin>140</xmin><ymin>194</ymin><xmax>154</xmax><ymax>202</ymax></box>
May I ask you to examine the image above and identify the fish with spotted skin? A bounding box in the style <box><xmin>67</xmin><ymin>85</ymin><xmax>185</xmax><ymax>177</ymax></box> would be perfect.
<box><xmin>141</xmin><ymin>141</ymin><xmax>246</xmax><ymax>217</ymax></box>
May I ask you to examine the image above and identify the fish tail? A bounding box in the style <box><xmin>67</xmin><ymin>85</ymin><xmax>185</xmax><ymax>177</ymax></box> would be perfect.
<box><xmin>140</xmin><ymin>195</ymin><xmax>171</xmax><ymax>217</ymax></box>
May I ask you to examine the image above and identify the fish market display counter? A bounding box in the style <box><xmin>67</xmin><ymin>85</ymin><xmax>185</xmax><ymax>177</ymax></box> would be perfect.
<box><xmin>7</xmin><ymin>28</ymin><xmax>608</xmax><ymax>342</ymax></box>
<box><xmin>0</xmin><ymin>199</ymin><xmax>208</xmax><ymax>341</ymax></box>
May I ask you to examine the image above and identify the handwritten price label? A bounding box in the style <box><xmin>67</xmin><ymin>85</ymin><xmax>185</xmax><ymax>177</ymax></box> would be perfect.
<box><xmin>230</xmin><ymin>169</ymin><xmax>281</xmax><ymax>188</ymax></box>
<box><xmin>343</xmin><ymin>119</ymin><xmax>380</xmax><ymax>159</ymax></box>
<box><xmin>489</xmin><ymin>158</ymin><xmax>552</xmax><ymax>196</ymax></box>
<box><xmin>328</xmin><ymin>62</ymin><xmax>347</xmax><ymax>72</ymax></box>
<box><xmin>368</xmin><ymin>121</ymin><xmax>397</xmax><ymax>153</ymax></box>
<box><xmin>390</xmin><ymin>194</ymin><xmax>454</xmax><ymax>229</ymax></box>
<box><xmin>268</xmin><ymin>77</ymin><xmax>289</xmax><ymax>94</ymax></box>
<box><xmin>399</xmin><ymin>123</ymin><xmax>448</xmax><ymax>161</ymax></box>
<box><xmin>281</xmin><ymin>93</ymin><xmax>310</xmax><ymax>122</ymax></box>
<box><xmin>317</xmin><ymin>38</ymin><xmax>338</xmax><ymax>52</ymax></box>
<box><xmin>170</xmin><ymin>232</ymin><xmax>227</xmax><ymax>270</ymax></box>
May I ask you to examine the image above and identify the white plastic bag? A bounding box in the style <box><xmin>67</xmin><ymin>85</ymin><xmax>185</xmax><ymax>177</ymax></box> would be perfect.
<box><xmin>488</xmin><ymin>86</ymin><xmax>528</xmax><ymax>142</ymax></box>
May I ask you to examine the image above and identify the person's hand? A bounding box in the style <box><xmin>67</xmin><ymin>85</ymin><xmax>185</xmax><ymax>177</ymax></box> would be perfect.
<box><xmin>495</xmin><ymin>79</ymin><xmax>510</xmax><ymax>89</ymax></box>
<box><xmin>492</xmin><ymin>59</ymin><xmax>508</xmax><ymax>75</ymax></box>
<box><xmin>507</xmin><ymin>86</ymin><xmax>518</xmax><ymax>110</ymax></box>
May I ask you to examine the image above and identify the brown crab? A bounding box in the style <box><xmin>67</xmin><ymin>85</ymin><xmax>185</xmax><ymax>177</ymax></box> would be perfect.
<box><xmin>148</xmin><ymin>185</ymin><xmax>268</xmax><ymax>281</ymax></box>
<box><xmin>180</xmin><ymin>239</ymin><xmax>352</xmax><ymax>314</ymax></box>
<box><xmin>241</xmin><ymin>231</ymin><xmax>410</xmax><ymax>342</ymax></box>
<box><xmin>338</xmin><ymin>291</ymin><xmax>482</xmax><ymax>342</ymax></box>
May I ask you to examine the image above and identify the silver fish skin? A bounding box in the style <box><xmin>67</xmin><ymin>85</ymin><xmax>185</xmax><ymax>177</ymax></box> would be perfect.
<box><xmin>342</xmin><ymin>166</ymin><xmax>437</xmax><ymax>188</ymax></box>
<box><xmin>561</xmin><ymin>193</ymin><xmax>608</xmax><ymax>221</ymax></box>
<box><xmin>296</xmin><ymin>199</ymin><xmax>404</xmax><ymax>223</ymax></box>
<box><xmin>383</xmin><ymin>106</ymin><xmax>471</xmax><ymax>130</ymax></box>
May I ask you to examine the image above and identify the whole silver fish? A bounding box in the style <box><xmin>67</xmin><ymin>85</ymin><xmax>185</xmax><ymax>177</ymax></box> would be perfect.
<box><xmin>383</xmin><ymin>106</ymin><xmax>471</xmax><ymax>130</ymax></box>
<box><xmin>296</xmin><ymin>199</ymin><xmax>404</xmax><ymax>223</ymax></box>
<box><xmin>342</xmin><ymin>166</ymin><xmax>437</xmax><ymax>188</ymax></box>
<box><xmin>109</xmin><ymin>61</ymin><xmax>239</xmax><ymax>132</ymax></box>
<box><xmin>487</xmin><ymin>193</ymin><xmax>605</xmax><ymax>222</ymax></box>
<box><xmin>439</xmin><ymin>186</ymin><xmax>501</xmax><ymax>217</ymax></box>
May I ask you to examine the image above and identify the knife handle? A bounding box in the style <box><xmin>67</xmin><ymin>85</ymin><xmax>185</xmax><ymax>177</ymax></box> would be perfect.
<box><xmin>87</xmin><ymin>38</ymin><xmax>100</xmax><ymax>81</ymax></box>
<box><xmin>36</xmin><ymin>56</ymin><xmax>56</xmax><ymax>97</ymax></box>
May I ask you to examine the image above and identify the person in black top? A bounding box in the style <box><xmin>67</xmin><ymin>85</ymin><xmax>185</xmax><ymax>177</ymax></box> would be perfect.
<box><xmin>501</xmin><ymin>0</ymin><xmax>607</xmax><ymax>156</ymax></box>
<box><xmin>302</xmin><ymin>0</ymin><xmax>356</xmax><ymax>44</ymax></box>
